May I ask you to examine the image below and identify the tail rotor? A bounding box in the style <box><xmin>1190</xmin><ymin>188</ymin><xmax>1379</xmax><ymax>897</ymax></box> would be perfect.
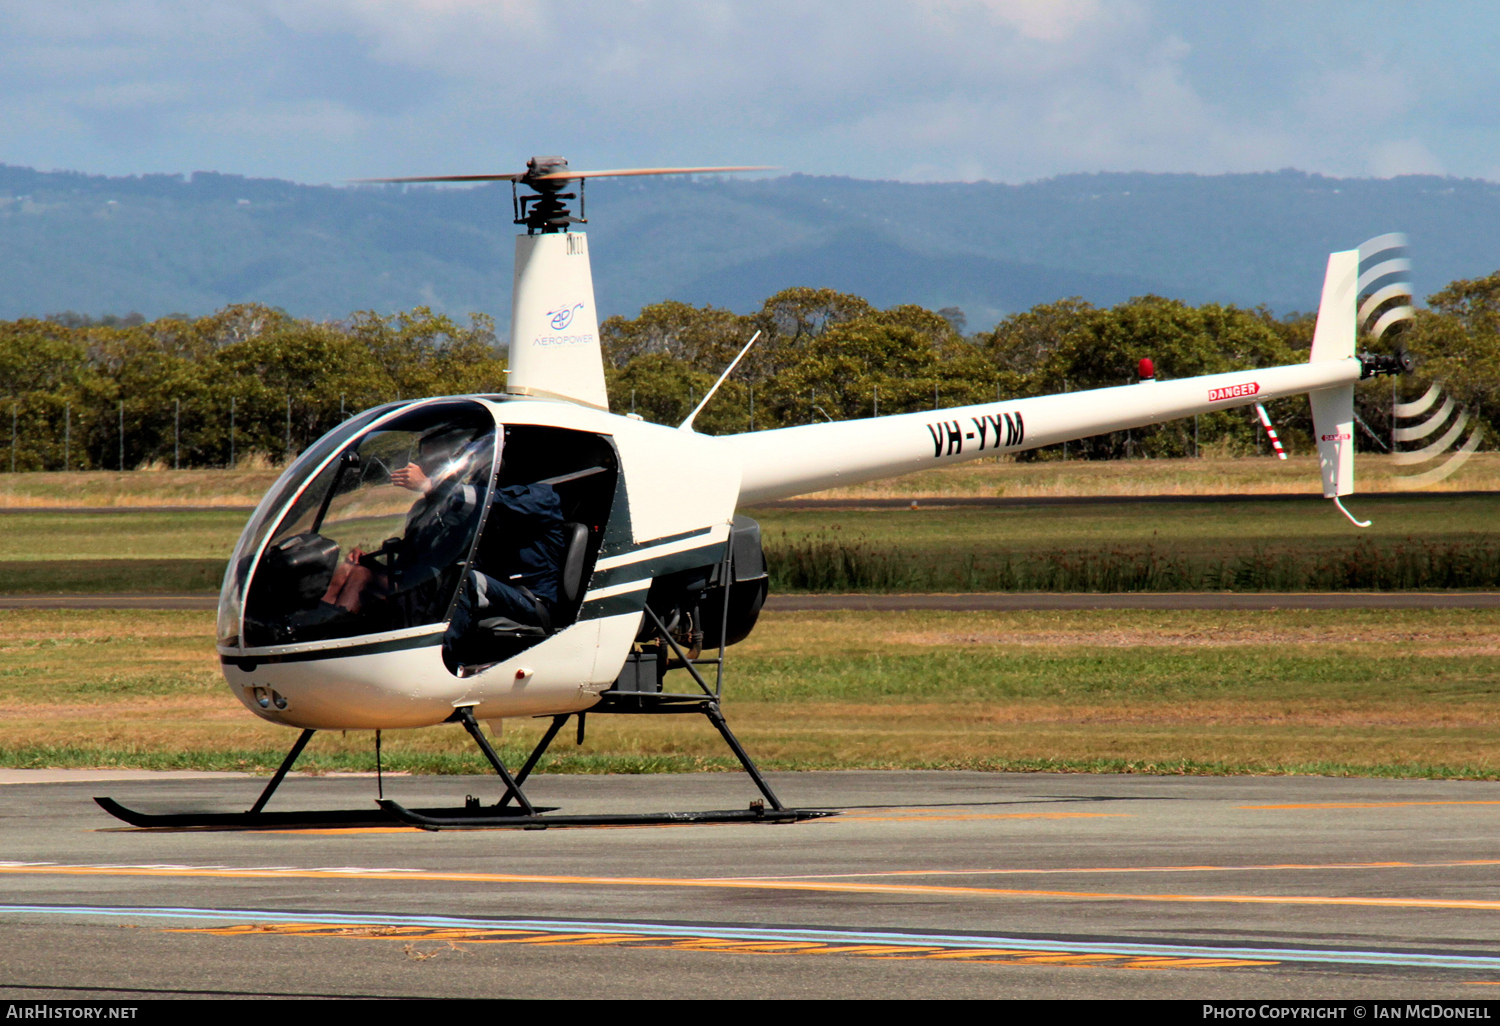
<box><xmin>1392</xmin><ymin>382</ymin><xmax>1485</xmax><ymax>487</ymax></box>
<box><xmin>1351</xmin><ymin>234</ymin><xmax>1487</xmax><ymax>488</ymax></box>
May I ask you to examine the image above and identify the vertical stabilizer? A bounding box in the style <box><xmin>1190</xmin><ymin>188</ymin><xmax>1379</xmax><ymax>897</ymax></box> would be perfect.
<box><xmin>1310</xmin><ymin>249</ymin><xmax>1358</xmax><ymax>363</ymax></box>
<box><xmin>507</xmin><ymin>232</ymin><xmax>609</xmax><ymax>410</ymax></box>
<box><xmin>1309</xmin><ymin>249</ymin><xmax>1359</xmax><ymax>498</ymax></box>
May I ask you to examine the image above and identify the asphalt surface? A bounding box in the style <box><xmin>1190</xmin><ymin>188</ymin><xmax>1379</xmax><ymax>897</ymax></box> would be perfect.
<box><xmin>6</xmin><ymin>769</ymin><xmax>1500</xmax><ymax>999</ymax></box>
<box><xmin>4</xmin><ymin>591</ymin><xmax>1500</xmax><ymax>611</ymax></box>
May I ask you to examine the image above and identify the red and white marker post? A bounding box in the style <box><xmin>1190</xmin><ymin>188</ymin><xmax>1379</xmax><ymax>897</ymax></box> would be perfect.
<box><xmin>1254</xmin><ymin>402</ymin><xmax>1288</xmax><ymax>460</ymax></box>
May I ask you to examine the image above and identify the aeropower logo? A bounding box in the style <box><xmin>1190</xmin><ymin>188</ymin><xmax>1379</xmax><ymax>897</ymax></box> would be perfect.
<box><xmin>534</xmin><ymin>302</ymin><xmax>594</xmax><ymax>347</ymax></box>
<box><xmin>549</xmin><ymin>303</ymin><xmax>584</xmax><ymax>330</ymax></box>
<box><xmin>1208</xmin><ymin>382</ymin><xmax>1260</xmax><ymax>402</ymax></box>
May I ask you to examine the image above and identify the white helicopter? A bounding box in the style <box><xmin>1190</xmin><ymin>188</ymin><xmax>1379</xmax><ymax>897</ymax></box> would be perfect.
<box><xmin>98</xmin><ymin>157</ymin><xmax>1413</xmax><ymax>830</ymax></box>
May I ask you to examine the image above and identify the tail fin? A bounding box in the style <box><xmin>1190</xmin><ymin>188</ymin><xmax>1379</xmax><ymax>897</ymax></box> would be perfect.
<box><xmin>507</xmin><ymin>232</ymin><xmax>610</xmax><ymax>410</ymax></box>
<box><xmin>1308</xmin><ymin>248</ymin><xmax>1358</xmax><ymax>501</ymax></box>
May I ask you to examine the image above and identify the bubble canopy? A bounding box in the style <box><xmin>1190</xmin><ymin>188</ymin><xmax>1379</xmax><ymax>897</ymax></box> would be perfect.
<box><xmin>218</xmin><ymin>400</ymin><xmax>499</xmax><ymax>652</ymax></box>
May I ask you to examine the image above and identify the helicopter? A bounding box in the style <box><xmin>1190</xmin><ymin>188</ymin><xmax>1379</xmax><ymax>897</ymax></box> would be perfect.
<box><xmin>97</xmin><ymin>157</ymin><xmax>1414</xmax><ymax>831</ymax></box>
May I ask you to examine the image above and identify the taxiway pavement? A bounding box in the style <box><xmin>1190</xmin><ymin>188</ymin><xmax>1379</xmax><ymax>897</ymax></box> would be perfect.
<box><xmin>4</xmin><ymin>770</ymin><xmax>1500</xmax><ymax>999</ymax></box>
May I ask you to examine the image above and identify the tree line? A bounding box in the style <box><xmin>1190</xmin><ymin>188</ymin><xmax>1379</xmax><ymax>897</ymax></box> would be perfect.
<box><xmin>2</xmin><ymin>273</ymin><xmax>1497</xmax><ymax>471</ymax></box>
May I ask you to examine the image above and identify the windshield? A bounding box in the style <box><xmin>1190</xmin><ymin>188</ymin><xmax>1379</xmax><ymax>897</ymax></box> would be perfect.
<box><xmin>217</xmin><ymin>403</ymin><xmax>399</xmax><ymax>648</ymax></box>
<box><xmin>239</xmin><ymin>400</ymin><xmax>497</xmax><ymax>648</ymax></box>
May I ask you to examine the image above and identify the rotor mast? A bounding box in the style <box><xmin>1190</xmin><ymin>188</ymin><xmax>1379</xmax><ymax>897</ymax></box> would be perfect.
<box><xmin>357</xmin><ymin>160</ymin><xmax>771</xmax><ymax>411</ymax></box>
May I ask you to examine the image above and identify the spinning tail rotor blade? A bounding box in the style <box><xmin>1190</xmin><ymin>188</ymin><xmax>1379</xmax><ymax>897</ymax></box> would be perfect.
<box><xmin>1356</xmin><ymin>233</ymin><xmax>1414</xmax><ymax>342</ymax></box>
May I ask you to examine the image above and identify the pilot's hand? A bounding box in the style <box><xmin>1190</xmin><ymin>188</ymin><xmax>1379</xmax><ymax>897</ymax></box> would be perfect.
<box><xmin>347</xmin><ymin>547</ymin><xmax>364</xmax><ymax>563</ymax></box>
<box><xmin>390</xmin><ymin>462</ymin><xmax>432</xmax><ymax>494</ymax></box>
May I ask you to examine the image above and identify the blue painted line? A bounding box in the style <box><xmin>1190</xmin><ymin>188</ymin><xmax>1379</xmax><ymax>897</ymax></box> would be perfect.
<box><xmin>4</xmin><ymin>903</ymin><xmax>1500</xmax><ymax>972</ymax></box>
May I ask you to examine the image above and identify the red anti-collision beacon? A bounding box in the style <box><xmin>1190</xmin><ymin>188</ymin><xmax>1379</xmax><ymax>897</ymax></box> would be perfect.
<box><xmin>1138</xmin><ymin>357</ymin><xmax>1155</xmax><ymax>380</ymax></box>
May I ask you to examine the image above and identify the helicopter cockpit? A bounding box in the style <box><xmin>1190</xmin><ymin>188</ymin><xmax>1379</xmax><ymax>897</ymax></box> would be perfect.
<box><xmin>217</xmin><ymin>398</ymin><xmax>621</xmax><ymax>674</ymax></box>
<box><xmin>238</xmin><ymin>400</ymin><xmax>498</xmax><ymax>648</ymax></box>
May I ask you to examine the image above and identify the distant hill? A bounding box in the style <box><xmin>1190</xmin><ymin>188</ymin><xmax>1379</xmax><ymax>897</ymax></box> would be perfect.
<box><xmin>1</xmin><ymin>164</ymin><xmax>1497</xmax><ymax>331</ymax></box>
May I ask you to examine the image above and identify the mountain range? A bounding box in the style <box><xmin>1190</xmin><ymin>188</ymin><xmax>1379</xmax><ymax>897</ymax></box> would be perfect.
<box><xmin>2</xmin><ymin>164</ymin><xmax>1498</xmax><ymax>331</ymax></box>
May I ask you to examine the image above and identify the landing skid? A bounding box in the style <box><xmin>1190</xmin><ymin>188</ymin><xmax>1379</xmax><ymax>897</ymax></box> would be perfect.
<box><xmin>91</xmin><ymin>796</ymin><xmax>553</xmax><ymax>830</ymax></box>
<box><xmin>94</xmin><ymin>698</ymin><xmax>829</xmax><ymax>831</ymax></box>
<box><xmin>378</xmin><ymin>800</ymin><xmax>830</xmax><ymax>830</ymax></box>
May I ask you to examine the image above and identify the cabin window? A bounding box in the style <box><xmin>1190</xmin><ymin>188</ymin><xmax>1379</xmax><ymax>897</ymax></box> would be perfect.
<box><xmin>240</xmin><ymin>401</ymin><xmax>496</xmax><ymax>647</ymax></box>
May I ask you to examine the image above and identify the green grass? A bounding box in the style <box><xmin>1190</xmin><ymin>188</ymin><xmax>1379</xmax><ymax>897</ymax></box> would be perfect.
<box><xmin>0</xmin><ymin>468</ymin><xmax>277</xmax><ymax>508</ymax></box>
<box><xmin>756</xmin><ymin>492</ymin><xmax>1500</xmax><ymax>552</ymax></box>
<box><xmin>757</xmin><ymin>493</ymin><xmax>1500</xmax><ymax>592</ymax></box>
<box><xmin>808</xmin><ymin>452</ymin><xmax>1500</xmax><ymax>499</ymax></box>
<box><xmin>0</xmin><ymin>493</ymin><xmax>1494</xmax><ymax>593</ymax></box>
<box><xmin>0</xmin><ymin>508</ymin><xmax>244</xmax><ymax>593</ymax></box>
<box><xmin>0</xmin><ymin>510</ymin><xmax>247</xmax><ymax>561</ymax></box>
<box><xmin>0</xmin><ymin>559</ymin><xmax>227</xmax><ymax>593</ymax></box>
<box><xmin>0</xmin><ymin>743</ymin><xmax>1490</xmax><ymax>781</ymax></box>
<box><xmin>5</xmin><ymin>608</ymin><xmax>1500</xmax><ymax>779</ymax></box>
<box><xmin>730</xmin><ymin>649</ymin><xmax>1500</xmax><ymax>703</ymax></box>
<box><xmin>5</xmin><ymin>454</ymin><xmax>1499</xmax><ymax>508</ymax></box>
<box><xmin>0</xmin><ymin>744</ymin><xmax>740</xmax><ymax>776</ymax></box>
<box><xmin>2</xmin><ymin>495</ymin><xmax>1488</xmax><ymax>597</ymax></box>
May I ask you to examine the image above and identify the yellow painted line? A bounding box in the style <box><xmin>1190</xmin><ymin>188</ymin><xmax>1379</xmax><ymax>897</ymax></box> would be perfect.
<box><xmin>168</xmin><ymin>920</ymin><xmax>1275</xmax><ymax>970</ymax></box>
<box><xmin>256</xmin><ymin>827</ymin><xmax>424</xmax><ymax>835</ymax></box>
<box><xmin>719</xmin><ymin>858</ymin><xmax>1500</xmax><ymax>881</ymax></box>
<box><xmin>3</xmin><ymin>861</ymin><xmax>1499</xmax><ymax>913</ymax></box>
<box><xmin>838</xmin><ymin>812</ymin><xmax>1129</xmax><ymax>823</ymax></box>
<box><xmin>1242</xmin><ymin>801</ymin><xmax>1500</xmax><ymax>810</ymax></box>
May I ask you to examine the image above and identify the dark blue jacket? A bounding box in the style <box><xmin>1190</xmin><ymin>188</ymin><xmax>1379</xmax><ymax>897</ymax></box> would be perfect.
<box><xmin>482</xmin><ymin>483</ymin><xmax>566</xmax><ymax>605</ymax></box>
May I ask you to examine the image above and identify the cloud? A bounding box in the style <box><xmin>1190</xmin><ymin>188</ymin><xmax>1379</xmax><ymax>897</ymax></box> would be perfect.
<box><xmin>0</xmin><ymin>0</ymin><xmax>1490</xmax><ymax>184</ymax></box>
<box><xmin>1367</xmin><ymin>138</ymin><xmax>1446</xmax><ymax>178</ymax></box>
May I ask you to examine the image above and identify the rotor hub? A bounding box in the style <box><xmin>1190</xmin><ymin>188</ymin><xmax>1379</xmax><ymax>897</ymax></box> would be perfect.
<box><xmin>515</xmin><ymin>156</ymin><xmax>584</xmax><ymax>234</ymax></box>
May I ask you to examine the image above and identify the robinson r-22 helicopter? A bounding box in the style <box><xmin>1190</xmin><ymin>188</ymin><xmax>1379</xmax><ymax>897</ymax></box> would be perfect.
<box><xmin>98</xmin><ymin>157</ymin><xmax>1415</xmax><ymax>830</ymax></box>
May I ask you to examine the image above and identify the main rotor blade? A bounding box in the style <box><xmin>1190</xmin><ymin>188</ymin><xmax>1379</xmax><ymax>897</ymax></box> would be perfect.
<box><xmin>534</xmin><ymin>165</ymin><xmax>774</xmax><ymax>180</ymax></box>
<box><xmin>353</xmin><ymin>174</ymin><xmax>526</xmax><ymax>183</ymax></box>
<box><xmin>353</xmin><ymin>165</ymin><xmax>774</xmax><ymax>185</ymax></box>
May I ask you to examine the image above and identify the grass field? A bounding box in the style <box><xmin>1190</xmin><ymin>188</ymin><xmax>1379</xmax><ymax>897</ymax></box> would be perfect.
<box><xmin>811</xmin><ymin>452</ymin><xmax>1500</xmax><ymax>498</ymax></box>
<box><xmin>0</xmin><ymin>468</ymin><xmax>278</xmax><ymax>508</ymax></box>
<box><xmin>5</xmin><ymin>607</ymin><xmax>1500</xmax><ymax>779</ymax></box>
<box><xmin>759</xmin><ymin>492</ymin><xmax>1500</xmax><ymax>591</ymax></box>
<box><xmin>2</xmin><ymin>453</ymin><xmax>1498</xmax><ymax>510</ymax></box>
<box><xmin>0</xmin><ymin>509</ymin><xmax>245</xmax><ymax>592</ymax></box>
<box><xmin>1</xmin><ymin>491</ymin><xmax>1492</xmax><ymax>593</ymax></box>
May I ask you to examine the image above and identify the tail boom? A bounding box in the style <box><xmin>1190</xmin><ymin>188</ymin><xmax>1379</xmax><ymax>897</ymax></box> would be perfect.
<box><xmin>723</xmin><ymin>359</ymin><xmax>1360</xmax><ymax>504</ymax></box>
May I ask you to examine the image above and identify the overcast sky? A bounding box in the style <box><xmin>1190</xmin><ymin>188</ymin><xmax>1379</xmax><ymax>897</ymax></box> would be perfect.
<box><xmin>2</xmin><ymin>0</ymin><xmax>1497</xmax><ymax>185</ymax></box>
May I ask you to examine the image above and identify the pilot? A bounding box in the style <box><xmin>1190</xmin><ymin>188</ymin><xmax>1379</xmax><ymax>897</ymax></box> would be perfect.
<box><xmin>317</xmin><ymin>427</ymin><xmax>485</xmax><ymax>617</ymax></box>
<box><xmin>444</xmin><ymin>477</ymin><xmax>567</xmax><ymax>653</ymax></box>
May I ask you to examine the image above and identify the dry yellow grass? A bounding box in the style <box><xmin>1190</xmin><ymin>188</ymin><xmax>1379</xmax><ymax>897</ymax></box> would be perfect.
<box><xmin>0</xmin><ymin>468</ymin><xmax>279</xmax><ymax>508</ymax></box>
<box><xmin>4</xmin><ymin>607</ymin><xmax>1500</xmax><ymax>776</ymax></box>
